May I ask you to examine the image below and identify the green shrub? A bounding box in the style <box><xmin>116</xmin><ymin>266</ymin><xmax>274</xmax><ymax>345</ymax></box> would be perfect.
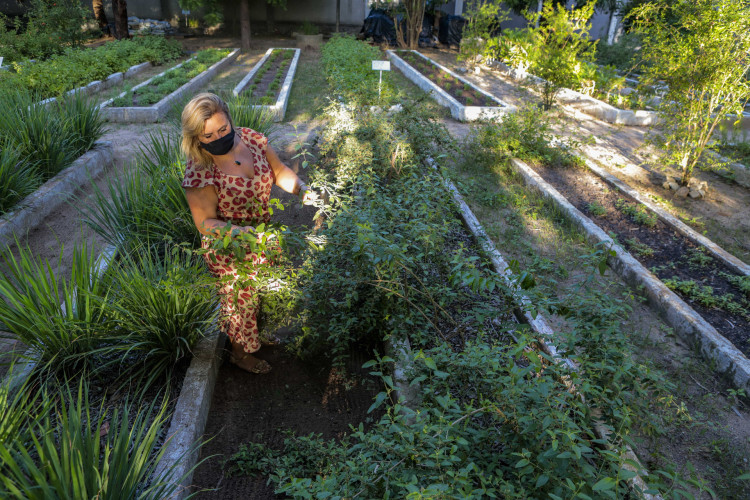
<box><xmin>321</xmin><ymin>34</ymin><xmax>396</xmax><ymax>106</ymax></box>
<box><xmin>0</xmin><ymin>36</ymin><xmax>183</xmax><ymax>98</ymax></box>
<box><xmin>595</xmin><ymin>32</ymin><xmax>643</xmax><ymax>72</ymax></box>
<box><xmin>0</xmin><ymin>0</ymin><xmax>95</xmax><ymax>63</ymax></box>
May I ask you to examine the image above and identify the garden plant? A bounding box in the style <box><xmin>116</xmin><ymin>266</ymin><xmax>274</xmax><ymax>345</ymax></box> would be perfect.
<box><xmin>630</xmin><ymin>0</ymin><xmax>750</xmax><ymax>185</ymax></box>
<box><xmin>110</xmin><ymin>48</ymin><xmax>229</xmax><ymax>107</ymax></box>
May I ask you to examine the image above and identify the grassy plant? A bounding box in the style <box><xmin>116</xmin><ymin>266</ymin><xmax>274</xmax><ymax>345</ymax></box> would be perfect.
<box><xmin>0</xmin><ymin>381</ymin><xmax>192</xmax><ymax>500</ymax></box>
<box><xmin>81</xmin><ymin>132</ymin><xmax>199</xmax><ymax>256</ymax></box>
<box><xmin>0</xmin><ymin>148</ymin><xmax>40</xmax><ymax>215</ymax></box>
<box><xmin>720</xmin><ymin>272</ymin><xmax>750</xmax><ymax>298</ymax></box>
<box><xmin>104</xmin><ymin>248</ymin><xmax>218</xmax><ymax>383</ymax></box>
<box><xmin>0</xmin><ymin>89</ymin><xmax>104</xmax><ymax>181</ymax></box>
<box><xmin>0</xmin><ymin>241</ymin><xmax>111</xmax><ymax>370</ymax></box>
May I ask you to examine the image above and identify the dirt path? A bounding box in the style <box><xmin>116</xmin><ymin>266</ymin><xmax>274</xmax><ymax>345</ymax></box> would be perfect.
<box><xmin>420</xmin><ymin>48</ymin><xmax>750</xmax><ymax>264</ymax></box>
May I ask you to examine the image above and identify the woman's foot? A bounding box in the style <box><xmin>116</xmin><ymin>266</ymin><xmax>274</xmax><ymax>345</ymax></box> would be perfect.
<box><xmin>229</xmin><ymin>352</ymin><xmax>272</xmax><ymax>374</ymax></box>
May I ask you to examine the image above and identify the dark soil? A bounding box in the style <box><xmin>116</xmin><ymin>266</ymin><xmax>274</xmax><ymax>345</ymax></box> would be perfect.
<box><xmin>532</xmin><ymin>161</ymin><xmax>750</xmax><ymax>355</ymax></box>
<box><xmin>245</xmin><ymin>50</ymin><xmax>294</xmax><ymax>103</ymax></box>
<box><xmin>190</xmin><ymin>344</ymin><xmax>382</xmax><ymax>499</ymax></box>
<box><xmin>397</xmin><ymin>51</ymin><xmax>496</xmax><ymax>107</ymax></box>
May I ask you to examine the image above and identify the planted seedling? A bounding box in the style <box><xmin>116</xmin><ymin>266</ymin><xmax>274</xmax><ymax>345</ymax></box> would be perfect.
<box><xmin>615</xmin><ymin>198</ymin><xmax>658</xmax><ymax>227</ymax></box>
<box><xmin>685</xmin><ymin>247</ymin><xmax>713</xmax><ymax>268</ymax></box>
<box><xmin>587</xmin><ymin>202</ymin><xmax>607</xmax><ymax>217</ymax></box>
<box><xmin>625</xmin><ymin>237</ymin><xmax>655</xmax><ymax>258</ymax></box>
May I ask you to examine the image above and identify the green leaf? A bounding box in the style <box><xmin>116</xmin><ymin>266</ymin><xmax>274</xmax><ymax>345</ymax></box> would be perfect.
<box><xmin>535</xmin><ymin>474</ymin><xmax>549</xmax><ymax>488</ymax></box>
<box><xmin>592</xmin><ymin>478</ymin><xmax>616</xmax><ymax>491</ymax></box>
<box><xmin>424</xmin><ymin>357</ymin><xmax>437</xmax><ymax>371</ymax></box>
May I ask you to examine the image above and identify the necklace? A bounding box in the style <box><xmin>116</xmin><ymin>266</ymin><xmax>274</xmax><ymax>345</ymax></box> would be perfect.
<box><xmin>230</xmin><ymin>140</ymin><xmax>241</xmax><ymax>166</ymax></box>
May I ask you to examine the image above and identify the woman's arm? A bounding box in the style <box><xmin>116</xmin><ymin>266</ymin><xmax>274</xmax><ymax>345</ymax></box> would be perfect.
<box><xmin>184</xmin><ymin>185</ymin><xmax>253</xmax><ymax>237</ymax></box>
<box><xmin>266</xmin><ymin>145</ymin><xmax>308</xmax><ymax>195</ymax></box>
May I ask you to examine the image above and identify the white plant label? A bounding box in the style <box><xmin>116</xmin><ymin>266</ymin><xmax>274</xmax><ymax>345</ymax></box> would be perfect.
<box><xmin>372</xmin><ymin>60</ymin><xmax>391</xmax><ymax>71</ymax></box>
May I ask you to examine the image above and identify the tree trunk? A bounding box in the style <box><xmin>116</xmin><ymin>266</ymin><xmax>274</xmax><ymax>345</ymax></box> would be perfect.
<box><xmin>535</xmin><ymin>0</ymin><xmax>543</xmax><ymax>28</ymax></box>
<box><xmin>92</xmin><ymin>0</ymin><xmax>108</xmax><ymax>35</ymax></box>
<box><xmin>336</xmin><ymin>0</ymin><xmax>340</xmax><ymax>32</ymax></box>
<box><xmin>266</xmin><ymin>2</ymin><xmax>275</xmax><ymax>34</ymax></box>
<box><xmin>240</xmin><ymin>0</ymin><xmax>251</xmax><ymax>50</ymax></box>
<box><xmin>405</xmin><ymin>0</ymin><xmax>425</xmax><ymax>50</ymax></box>
<box><xmin>607</xmin><ymin>9</ymin><xmax>622</xmax><ymax>45</ymax></box>
<box><xmin>112</xmin><ymin>0</ymin><xmax>130</xmax><ymax>40</ymax></box>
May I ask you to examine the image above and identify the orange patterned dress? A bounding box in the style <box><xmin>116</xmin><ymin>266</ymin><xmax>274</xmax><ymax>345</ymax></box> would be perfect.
<box><xmin>182</xmin><ymin>127</ymin><xmax>275</xmax><ymax>353</ymax></box>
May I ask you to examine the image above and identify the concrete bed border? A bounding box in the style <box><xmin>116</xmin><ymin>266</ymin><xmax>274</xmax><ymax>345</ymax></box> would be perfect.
<box><xmin>506</xmin><ymin>156</ymin><xmax>750</xmax><ymax>395</ymax></box>
<box><xmin>154</xmin><ymin>330</ymin><xmax>226</xmax><ymax>499</ymax></box>
<box><xmin>387</xmin><ymin>50</ymin><xmax>515</xmax><ymax>122</ymax></box>
<box><xmin>491</xmin><ymin>61</ymin><xmax>657</xmax><ymax>127</ymax></box>
<box><xmin>387</xmin><ymin>158</ymin><xmax>658</xmax><ymax>499</ymax></box>
<box><xmin>492</xmin><ymin>61</ymin><xmax>750</xmax><ymax>132</ymax></box>
<box><xmin>0</xmin><ymin>141</ymin><xmax>114</xmax><ymax>249</ymax></box>
<box><xmin>575</xmin><ymin>149</ymin><xmax>750</xmax><ymax>277</ymax></box>
<box><xmin>37</xmin><ymin>61</ymin><xmax>152</xmax><ymax>107</ymax></box>
<box><xmin>232</xmin><ymin>48</ymin><xmax>301</xmax><ymax>122</ymax></box>
<box><xmin>100</xmin><ymin>49</ymin><xmax>240</xmax><ymax>123</ymax></box>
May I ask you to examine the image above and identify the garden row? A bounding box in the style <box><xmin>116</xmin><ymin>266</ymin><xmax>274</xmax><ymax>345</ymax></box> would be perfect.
<box><xmin>0</xmin><ymin>36</ymin><xmax>183</xmax><ymax>99</ymax></box>
<box><xmin>233</xmin><ymin>47</ymin><xmax>301</xmax><ymax>122</ymax></box>
<box><xmin>211</xmin><ymin>35</ymin><xmax>669</xmax><ymax>498</ymax></box>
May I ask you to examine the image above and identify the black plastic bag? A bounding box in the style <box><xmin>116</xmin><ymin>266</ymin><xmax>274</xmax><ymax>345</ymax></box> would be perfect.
<box><xmin>361</xmin><ymin>9</ymin><xmax>397</xmax><ymax>45</ymax></box>
<box><xmin>438</xmin><ymin>15</ymin><xmax>466</xmax><ymax>46</ymax></box>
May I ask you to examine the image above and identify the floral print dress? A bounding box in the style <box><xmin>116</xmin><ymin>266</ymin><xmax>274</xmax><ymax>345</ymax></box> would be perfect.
<box><xmin>182</xmin><ymin>127</ymin><xmax>275</xmax><ymax>353</ymax></box>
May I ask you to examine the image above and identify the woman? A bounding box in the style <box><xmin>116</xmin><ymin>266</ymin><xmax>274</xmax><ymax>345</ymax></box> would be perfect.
<box><xmin>181</xmin><ymin>93</ymin><xmax>314</xmax><ymax>374</ymax></box>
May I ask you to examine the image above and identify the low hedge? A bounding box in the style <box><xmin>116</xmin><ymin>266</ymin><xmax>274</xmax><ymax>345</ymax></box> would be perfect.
<box><xmin>0</xmin><ymin>36</ymin><xmax>183</xmax><ymax>99</ymax></box>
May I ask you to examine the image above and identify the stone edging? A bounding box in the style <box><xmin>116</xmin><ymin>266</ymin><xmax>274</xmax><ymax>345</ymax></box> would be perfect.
<box><xmin>101</xmin><ymin>49</ymin><xmax>240</xmax><ymax>123</ymax></box>
<box><xmin>232</xmin><ymin>48</ymin><xmax>302</xmax><ymax>122</ymax></box>
<box><xmin>37</xmin><ymin>61</ymin><xmax>152</xmax><ymax>107</ymax></box>
<box><xmin>507</xmin><ymin>156</ymin><xmax>750</xmax><ymax>395</ymax></box>
<box><xmin>154</xmin><ymin>330</ymin><xmax>226</xmax><ymax>499</ymax></box>
<box><xmin>576</xmin><ymin>151</ymin><xmax>750</xmax><ymax>277</ymax></box>
<box><xmin>0</xmin><ymin>142</ymin><xmax>114</xmax><ymax>250</ymax></box>
<box><xmin>387</xmin><ymin>50</ymin><xmax>515</xmax><ymax>122</ymax></box>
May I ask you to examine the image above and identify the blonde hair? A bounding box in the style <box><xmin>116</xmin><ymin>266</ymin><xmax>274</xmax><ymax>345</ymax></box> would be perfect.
<box><xmin>181</xmin><ymin>92</ymin><xmax>235</xmax><ymax>168</ymax></box>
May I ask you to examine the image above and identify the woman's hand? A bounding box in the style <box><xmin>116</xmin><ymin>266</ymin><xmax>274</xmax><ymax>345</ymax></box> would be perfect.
<box><xmin>297</xmin><ymin>184</ymin><xmax>319</xmax><ymax>205</ymax></box>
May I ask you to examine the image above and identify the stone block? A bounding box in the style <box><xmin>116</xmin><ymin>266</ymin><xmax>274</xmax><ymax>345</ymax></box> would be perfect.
<box><xmin>676</xmin><ymin>186</ymin><xmax>690</xmax><ymax>197</ymax></box>
<box><xmin>689</xmin><ymin>189</ymin><xmax>702</xmax><ymax>198</ymax></box>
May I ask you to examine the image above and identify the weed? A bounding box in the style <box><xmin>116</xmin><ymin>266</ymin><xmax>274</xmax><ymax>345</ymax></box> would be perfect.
<box><xmin>615</xmin><ymin>198</ymin><xmax>658</xmax><ymax>227</ymax></box>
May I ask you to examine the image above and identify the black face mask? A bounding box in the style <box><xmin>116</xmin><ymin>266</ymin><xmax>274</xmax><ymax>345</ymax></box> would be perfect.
<box><xmin>199</xmin><ymin>127</ymin><xmax>235</xmax><ymax>156</ymax></box>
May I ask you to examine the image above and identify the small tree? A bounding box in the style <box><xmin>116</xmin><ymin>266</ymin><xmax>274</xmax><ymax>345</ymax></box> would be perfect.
<box><xmin>457</xmin><ymin>1</ymin><xmax>508</xmax><ymax>68</ymax></box>
<box><xmin>526</xmin><ymin>2</ymin><xmax>597</xmax><ymax>110</ymax></box>
<box><xmin>631</xmin><ymin>0</ymin><xmax>750</xmax><ymax>186</ymax></box>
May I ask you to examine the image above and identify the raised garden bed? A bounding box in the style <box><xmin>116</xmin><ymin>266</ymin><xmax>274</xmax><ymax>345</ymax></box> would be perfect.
<box><xmin>38</xmin><ymin>61</ymin><xmax>151</xmax><ymax>108</ymax></box>
<box><xmin>388</xmin><ymin>50</ymin><xmax>514</xmax><ymax>121</ymax></box>
<box><xmin>0</xmin><ymin>141</ymin><xmax>114</xmax><ymax>249</ymax></box>
<box><xmin>508</xmin><ymin>156</ymin><xmax>750</xmax><ymax>393</ymax></box>
<box><xmin>100</xmin><ymin>48</ymin><xmax>239</xmax><ymax>123</ymax></box>
<box><xmin>232</xmin><ymin>48</ymin><xmax>301</xmax><ymax>122</ymax></box>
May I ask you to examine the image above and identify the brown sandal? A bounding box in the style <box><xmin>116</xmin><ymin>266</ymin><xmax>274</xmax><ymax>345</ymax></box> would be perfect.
<box><xmin>229</xmin><ymin>353</ymin><xmax>272</xmax><ymax>374</ymax></box>
<box><xmin>260</xmin><ymin>335</ymin><xmax>282</xmax><ymax>347</ymax></box>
